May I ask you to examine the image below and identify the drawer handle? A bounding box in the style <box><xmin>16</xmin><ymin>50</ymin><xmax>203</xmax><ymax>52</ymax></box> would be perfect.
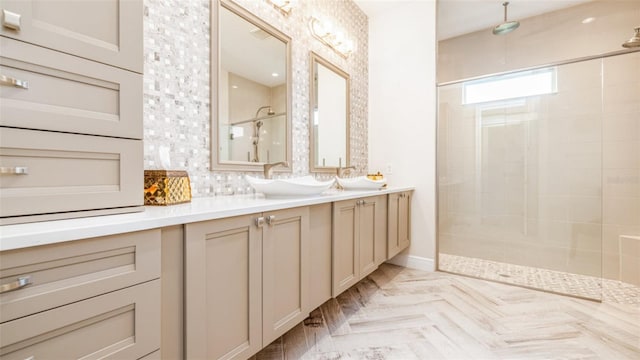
<box><xmin>2</xmin><ymin>9</ymin><xmax>21</xmax><ymax>31</ymax></box>
<box><xmin>0</xmin><ymin>276</ymin><xmax>31</xmax><ymax>294</ymax></box>
<box><xmin>0</xmin><ymin>74</ymin><xmax>29</xmax><ymax>89</ymax></box>
<box><xmin>0</xmin><ymin>166</ymin><xmax>28</xmax><ymax>175</ymax></box>
<box><xmin>255</xmin><ymin>216</ymin><xmax>265</xmax><ymax>227</ymax></box>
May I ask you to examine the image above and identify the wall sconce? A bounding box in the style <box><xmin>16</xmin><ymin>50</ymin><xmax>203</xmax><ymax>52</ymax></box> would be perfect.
<box><xmin>266</xmin><ymin>0</ymin><xmax>293</xmax><ymax>16</ymax></box>
<box><xmin>309</xmin><ymin>17</ymin><xmax>354</xmax><ymax>59</ymax></box>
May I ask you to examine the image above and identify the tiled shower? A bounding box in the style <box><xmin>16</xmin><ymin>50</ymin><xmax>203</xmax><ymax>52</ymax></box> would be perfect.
<box><xmin>436</xmin><ymin>0</ymin><xmax>639</xmax><ymax>302</ymax></box>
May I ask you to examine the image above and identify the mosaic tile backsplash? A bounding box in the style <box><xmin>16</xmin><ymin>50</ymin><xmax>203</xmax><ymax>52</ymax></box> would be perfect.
<box><xmin>143</xmin><ymin>0</ymin><xmax>368</xmax><ymax>196</ymax></box>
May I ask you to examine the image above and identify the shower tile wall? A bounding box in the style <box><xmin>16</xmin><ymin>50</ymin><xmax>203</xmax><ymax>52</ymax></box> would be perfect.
<box><xmin>143</xmin><ymin>0</ymin><xmax>368</xmax><ymax>196</ymax></box>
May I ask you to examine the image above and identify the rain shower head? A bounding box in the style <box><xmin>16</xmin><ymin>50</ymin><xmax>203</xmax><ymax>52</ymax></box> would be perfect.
<box><xmin>493</xmin><ymin>2</ymin><xmax>520</xmax><ymax>36</ymax></box>
<box><xmin>622</xmin><ymin>27</ymin><xmax>640</xmax><ymax>48</ymax></box>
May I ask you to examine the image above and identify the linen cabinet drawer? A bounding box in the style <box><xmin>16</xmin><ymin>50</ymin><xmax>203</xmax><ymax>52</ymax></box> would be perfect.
<box><xmin>0</xmin><ymin>279</ymin><xmax>160</xmax><ymax>360</ymax></box>
<box><xmin>0</xmin><ymin>37</ymin><xmax>142</xmax><ymax>139</ymax></box>
<box><xmin>0</xmin><ymin>229</ymin><xmax>161</xmax><ymax>323</ymax></box>
<box><xmin>0</xmin><ymin>127</ymin><xmax>142</xmax><ymax>220</ymax></box>
<box><xmin>0</xmin><ymin>0</ymin><xmax>143</xmax><ymax>73</ymax></box>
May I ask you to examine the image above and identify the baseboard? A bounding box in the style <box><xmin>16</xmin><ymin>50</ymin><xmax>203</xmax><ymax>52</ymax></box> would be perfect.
<box><xmin>385</xmin><ymin>254</ymin><xmax>435</xmax><ymax>272</ymax></box>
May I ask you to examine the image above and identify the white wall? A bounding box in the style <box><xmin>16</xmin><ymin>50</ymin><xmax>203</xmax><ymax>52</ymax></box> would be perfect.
<box><xmin>365</xmin><ymin>0</ymin><xmax>438</xmax><ymax>270</ymax></box>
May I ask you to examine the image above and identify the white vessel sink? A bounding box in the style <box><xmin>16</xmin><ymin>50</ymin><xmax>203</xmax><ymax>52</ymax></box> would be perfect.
<box><xmin>336</xmin><ymin>176</ymin><xmax>387</xmax><ymax>190</ymax></box>
<box><xmin>246</xmin><ymin>175</ymin><xmax>335</xmax><ymax>197</ymax></box>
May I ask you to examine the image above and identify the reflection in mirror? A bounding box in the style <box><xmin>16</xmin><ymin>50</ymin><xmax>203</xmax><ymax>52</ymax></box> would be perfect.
<box><xmin>213</xmin><ymin>0</ymin><xmax>291</xmax><ymax>171</ymax></box>
<box><xmin>309</xmin><ymin>52</ymin><xmax>350</xmax><ymax>173</ymax></box>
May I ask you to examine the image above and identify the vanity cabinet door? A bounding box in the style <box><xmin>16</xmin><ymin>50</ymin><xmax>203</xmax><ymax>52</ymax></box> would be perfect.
<box><xmin>333</xmin><ymin>195</ymin><xmax>387</xmax><ymax>297</ymax></box>
<box><xmin>359</xmin><ymin>199</ymin><xmax>377</xmax><ymax>278</ymax></box>
<box><xmin>362</xmin><ymin>195</ymin><xmax>388</xmax><ymax>272</ymax></box>
<box><xmin>375</xmin><ymin>196</ymin><xmax>389</xmax><ymax>266</ymax></box>
<box><xmin>185</xmin><ymin>214</ymin><xmax>262</xmax><ymax>360</ymax></box>
<box><xmin>388</xmin><ymin>191</ymin><xmax>412</xmax><ymax>258</ymax></box>
<box><xmin>308</xmin><ymin>203</ymin><xmax>332</xmax><ymax>310</ymax></box>
<box><xmin>0</xmin><ymin>0</ymin><xmax>143</xmax><ymax>73</ymax></box>
<box><xmin>332</xmin><ymin>199</ymin><xmax>359</xmax><ymax>296</ymax></box>
<box><xmin>262</xmin><ymin>207</ymin><xmax>309</xmax><ymax>345</ymax></box>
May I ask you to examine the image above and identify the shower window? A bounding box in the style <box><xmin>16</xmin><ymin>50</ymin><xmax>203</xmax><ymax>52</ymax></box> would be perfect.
<box><xmin>463</xmin><ymin>67</ymin><xmax>557</xmax><ymax>105</ymax></box>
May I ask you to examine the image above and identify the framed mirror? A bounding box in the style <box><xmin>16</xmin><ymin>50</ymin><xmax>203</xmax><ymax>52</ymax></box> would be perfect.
<box><xmin>212</xmin><ymin>0</ymin><xmax>292</xmax><ymax>171</ymax></box>
<box><xmin>309</xmin><ymin>52</ymin><xmax>351</xmax><ymax>173</ymax></box>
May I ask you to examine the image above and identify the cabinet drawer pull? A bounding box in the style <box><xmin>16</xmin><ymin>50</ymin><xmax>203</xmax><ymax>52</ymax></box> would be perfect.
<box><xmin>255</xmin><ymin>217</ymin><xmax>265</xmax><ymax>227</ymax></box>
<box><xmin>0</xmin><ymin>276</ymin><xmax>31</xmax><ymax>294</ymax></box>
<box><xmin>266</xmin><ymin>215</ymin><xmax>276</xmax><ymax>225</ymax></box>
<box><xmin>0</xmin><ymin>166</ymin><xmax>28</xmax><ymax>175</ymax></box>
<box><xmin>0</xmin><ymin>74</ymin><xmax>28</xmax><ymax>89</ymax></box>
<box><xmin>2</xmin><ymin>9</ymin><xmax>21</xmax><ymax>31</ymax></box>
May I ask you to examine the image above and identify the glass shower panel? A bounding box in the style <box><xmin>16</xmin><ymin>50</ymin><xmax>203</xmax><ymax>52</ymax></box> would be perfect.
<box><xmin>602</xmin><ymin>52</ymin><xmax>640</xmax><ymax>287</ymax></box>
<box><xmin>438</xmin><ymin>59</ymin><xmax>604</xmax><ymax>300</ymax></box>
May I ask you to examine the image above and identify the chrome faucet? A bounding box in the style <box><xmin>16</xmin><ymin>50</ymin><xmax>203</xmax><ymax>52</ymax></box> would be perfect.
<box><xmin>263</xmin><ymin>161</ymin><xmax>288</xmax><ymax>179</ymax></box>
<box><xmin>336</xmin><ymin>166</ymin><xmax>356</xmax><ymax>178</ymax></box>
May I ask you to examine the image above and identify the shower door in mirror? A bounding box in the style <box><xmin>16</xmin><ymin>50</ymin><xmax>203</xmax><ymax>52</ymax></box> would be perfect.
<box><xmin>212</xmin><ymin>0</ymin><xmax>291</xmax><ymax>171</ymax></box>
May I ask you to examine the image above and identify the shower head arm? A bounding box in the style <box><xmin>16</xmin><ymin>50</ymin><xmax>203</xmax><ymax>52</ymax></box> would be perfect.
<box><xmin>503</xmin><ymin>2</ymin><xmax>511</xmax><ymax>22</ymax></box>
<box><xmin>255</xmin><ymin>105</ymin><xmax>275</xmax><ymax>118</ymax></box>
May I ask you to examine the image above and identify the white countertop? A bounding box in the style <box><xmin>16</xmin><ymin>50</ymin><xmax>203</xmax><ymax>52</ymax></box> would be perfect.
<box><xmin>0</xmin><ymin>186</ymin><xmax>414</xmax><ymax>251</ymax></box>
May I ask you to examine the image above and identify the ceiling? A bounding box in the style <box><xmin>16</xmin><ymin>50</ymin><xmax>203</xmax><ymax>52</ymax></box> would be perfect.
<box><xmin>354</xmin><ymin>0</ymin><xmax>594</xmax><ymax>40</ymax></box>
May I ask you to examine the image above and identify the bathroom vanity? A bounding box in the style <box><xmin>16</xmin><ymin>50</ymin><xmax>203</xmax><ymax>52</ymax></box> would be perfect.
<box><xmin>0</xmin><ymin>188</ymin><xmax>413</xmax><ymax>359</ymax></box>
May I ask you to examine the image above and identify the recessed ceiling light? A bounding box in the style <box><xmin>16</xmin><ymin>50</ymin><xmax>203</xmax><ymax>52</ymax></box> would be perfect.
<box><xmin>231</xmin><ymin>85</ymin><xmax>238</xmax><ymax>89</ymax></box>
<box><xmin>272</xmin><ymin>72</ymin><xmax>279</xmax><ymax>77</ymax></box>
<box><xmin>582</xmin><ymin>17</ymin><xmax>595</xmax><ymax>24</ymax></box>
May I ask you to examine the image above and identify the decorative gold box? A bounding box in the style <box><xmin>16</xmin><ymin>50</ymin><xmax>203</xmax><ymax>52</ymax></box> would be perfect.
<box><xmin>144</xmin><ymin>170</ymin><xmax>192</xmax><ymax>206</ymax></box>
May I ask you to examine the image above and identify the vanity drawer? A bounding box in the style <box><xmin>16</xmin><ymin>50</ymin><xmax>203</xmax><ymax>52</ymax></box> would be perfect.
<box><xmin>0</xmin><ymin>127</ymin><xmax>143</xmax><ymax>220</ymax></box>
<box><xmin>0</xmin><ymin>279</ymin><xmax>160</xmax><ymax>360</ymax></box>
<box><xmin>0</xmin><ymin>229</ymin><xmax>161</xmax><ymax>323</ymax></box>
<box><xmin>0</xmin><ymin>0</ymin><xmax>142</xmax><ymax>73</ymax></box>
<box><xmin>0</xmin><ymin>37</ymin><xmax>142</xmax><ymax>139</ymax></box>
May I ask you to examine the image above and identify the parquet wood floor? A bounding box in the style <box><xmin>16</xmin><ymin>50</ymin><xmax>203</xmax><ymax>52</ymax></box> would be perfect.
<box><xmin>251</xmin><ymin>264</ymin><xmax>640</xmax><ymax>360</ymax></box>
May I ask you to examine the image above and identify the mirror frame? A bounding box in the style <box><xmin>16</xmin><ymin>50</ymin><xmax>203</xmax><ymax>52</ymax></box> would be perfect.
<box><xmin>309</xmin><ymin>51</ymin><xmax>351</xmax><ymax>173</ymax></box>
<box><xmin>211</xmin><ymin>0</ymin><xmax>293</xmax><ymax>172</ymax></box>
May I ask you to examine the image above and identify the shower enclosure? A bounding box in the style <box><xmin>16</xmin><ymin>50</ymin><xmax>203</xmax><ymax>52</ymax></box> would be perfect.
<box><xmin>438</xmin><ymin>52</ymin><xmax>640</xmax><ymax>302</ymax></box>
<box><xmin>436</xmin><ymin>1</ymin><xmax>639</xmax><ymax>303</ymax></box>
